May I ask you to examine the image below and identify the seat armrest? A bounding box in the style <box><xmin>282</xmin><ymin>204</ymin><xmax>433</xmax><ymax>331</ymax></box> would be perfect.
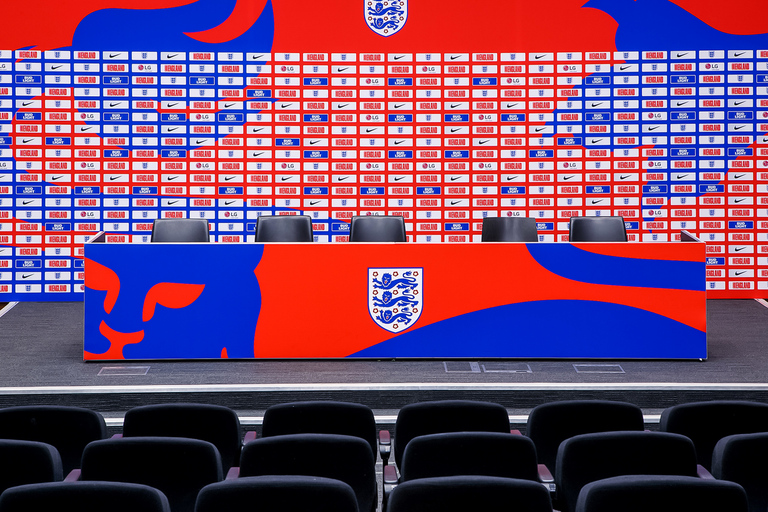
<box><xmin>379</xmin><ymin>429</ymin><xmax>391</xmax><ymax>465</ymax></box>
<box><xmin>64</xmin><ymin>469</ymin><xmax>81</xmax><ymax>482</ymax></box>
<box><xmin>111</xmin><ymin>433</ymin><xmax>123</xmax><ymax>439</ymax></box>
<box><xmin>383</xmin><ymin>464</ymin><xmax>398</xmax><ymax>508</ymax></box>
<box><xmin>538</xmin><ymin>464</ymin><xmax>556</xmax><ymax>493</ymax></box>
<box><xmin>243</xmin><ymin>431</ymin><xmax>258</xmax><ymax>444</ymax></box>
<box><xmin>511</xmin><ymin>429</ymin><xmax>522</xmax><ymax>435</ymax></box>
<box><xmin>226</xmin><ymin>467</ymin><xmax>240</xmax><ymax>480</ymax></box>
<box><xmin>697</xmin><ymin>465</ymin><xmax>715</xmax><ymax>480</ymax></box>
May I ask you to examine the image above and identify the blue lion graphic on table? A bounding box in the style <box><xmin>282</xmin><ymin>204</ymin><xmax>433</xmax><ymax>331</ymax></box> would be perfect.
<box><xmin>369</xmin><ymin>270</ymin><xmax>421</xmax><ymax>332</ymax></box>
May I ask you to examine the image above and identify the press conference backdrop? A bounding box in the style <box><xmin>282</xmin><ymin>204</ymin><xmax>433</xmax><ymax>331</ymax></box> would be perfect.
<box><xmin>1</xmin><ymin>0</ymin><xmax>767</xmax><ymax>301</ymax></box>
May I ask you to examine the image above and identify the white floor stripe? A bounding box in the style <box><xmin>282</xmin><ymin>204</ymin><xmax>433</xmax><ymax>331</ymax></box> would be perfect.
<box><xmin>756</xmin><ymin>298</ymin><xmax>768</xmax><ymax>309</ymax></box>
<box><xmin>0</xmin><ymin>302</ymin><xmax>17</xmax><ymax>319</ymax></box>
<box><xmin>1</xmin><ymin>381</ymin><xmax>768</xmax><ymax>395</ymax></box>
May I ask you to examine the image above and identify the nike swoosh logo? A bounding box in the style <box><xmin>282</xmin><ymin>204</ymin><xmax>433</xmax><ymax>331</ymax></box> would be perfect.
<box><xmin>735</xmin><ymin>271</ymin><xmax>747</xmax><ymax>276</ymax></box>
<box><xmin>225</xmin><ymin>201</ymin><xmax>236</xmax><ymax>205</ymax></box>
<box><xmin>620</xmin><ymin>175</ymin><xmax>631</xmax><ymax>180</ymax></box>
<box><xmin>50</xmin><ymin>176</ymin><xmax>64</xmax><ymax>181</ymax></box>
<box><xmin>676</xmin><ymin>52</ymin><xmax>688</xmax><ymax>58</ymax></box>
<box><xmin>450</xmin><ymin>200</ymin><xmax>463</xmax><ymax>205</ymax></box>
<box><xmin>22</xmin><ymin>274</ymin><xmax>34</xmax><ymax>279</ymax></box>
<box><xmin>648</xmin><ymin>126</ymin><xmax>659</xmax><ymax>131</ymax></box>
<box><xmin>252</xmin><ymin>152</ymin><xmax>265</xmax><ymax>157</ymax></box>
<box><xmin>252</xmin><ymin>54</ymin><xmax>265</xmax><ymax>60</ymax></box>
<box><xmin>735</xmin><ymin>101</ymin><xmax>747</xmax><ymax>106</ymax></box>
<box><xmin>450</xmin><ymin>177</ymin><xmax>462</xmax><ymax>181</ymax></box>
<box><xmin>168</xmin><ymin>127</ymin><xmax>179</xmax><ymax>132</ymax></box>
<box><xmin>394</xmin><ymin>177</ymin><xmax>406</xmax><ymax>181</ymax></box>
<box><xmin>591</xmin><ymin>102</ymin><xmax>603</xmax><ymax>107</ymax></box>
<box><xmin>619</xmin><ymin>65</ymin><xmax>631</xmax><ymax>71</ymax></box>
<box><xmin>535</xmin><ymin>128</ymin><xmax>546</xmax><ymax>132</ymax></box>
<box><xmin>79</xmin><ymin>126</ymin><xmax>92</xmax><ymax>132</ymax></box>
<box><xmin>224</xmin><ymin>176</ymin><xmax>236</xmax><ymax>181</ymax></box>
<box><xmin>224</xmin><ymin>103</ymin><xmax>236</xmax><ymax>108</ymax></box>
<box><xmin>591</xmin><ymin>139</ymin><xmax>603</xmax><ymax>143</ymax></box>
<box><xmin>251</xmin><ymin>128</ymin><xmax>264</xmax><ymax>133</ymax></box>
<box><xmin>22</xmin><ymin>200</ymin><xmax>34</xmax><ymax>205</ymax></box>
<box><xmin>109</xmin><ymin>102</ymin><xmax>121</xmax><ymax>107</ymax></box>
<box><xmin>280</xmin><ymin>104</ymin><xmax>293</xmax><ymax>109</ymax></box>
<box><xmin>734</xmin><ymin>198</ymin><xmax>747</xmax><ymax>203</ymax></box>
<box><xmin>337</xmin><ymin>67</ymin><xmax>349</xmax><ymax>72</ymax></box>
<box><xmin>735</xmin><ymin>51</ymin><xmax>747</xmax><ymax>57</ymax></box>
<box><xmin>167</xmin><ymin>54</ymin><xmax>178</xmax><ymax>59</ymax></box>
<box><xmin>167</xmin><ymin>103</ymin><xmax>179</xmax><ymax>108</ymax></box>
<box><xmin>506</xmin><ymin>176</ymin><xmax>519</xmax><ymax>181</ymax></box>
<box><xmin>338</xmin><ymin>177</ymin><xmax>350</xmax><ymax>181</ymax></box>
<box><xmin>534</xmin><ymin>54</ymin><xmax>546</xmax><ymax>60</ymax></box>
<box><xmin>338</xmin><ymin>104</ymin><xmax>350</xmax><ymax>109</ymax></box>
<box><xmin>450</xmin><ymin>104</ymin><xmax>462</xmax><ymax>109</ymax></box>
<box><xmin>109</xmin><ymin>53</ymin><xmax>121</xmax><ymax>58</ymax></box>
<box><xmin>196</xmin><ymin>140</ymin><xmax>207</xmax><ymax>145</ymax></box>
<box><xmin>506</xmin><ymin>103</ymin><xmax>519</xmax><ymax>108</ymax></box>
<box><xmin>394</xmin><ymin>104</ymin><xmax>405</xmax><ymax>109</ymax></box>
<box><xmin>394</xmin><ymin>140</ymin><xmax>405</xmax><ymax>145</ymax></box>
<box><xmin>309</xmin><ymin>140</ymin><xmax>320</xmax><ymax>145</ymax></box>
<box><xmin>366</xmin><ymin>129</ymin><xmax>377</xmax><ymax>133</ymax></box>
<box><xmin>167</xmin><ymin>176</ymin><xmax>180</xmax><ymax>181</ymax></box>
<box><xmin>22</xmin><ymin>101</ymin><xmax>33</xmax><ymax>107</ymax></box>
<box><xmin>564</xmin><ymin>176</ymin><xmax>576</xmax><ymax>181</ymax></box>
<box><xmin>676</xmin><ymin>174</ymin><xmax>689</xmax><ymax>179</ymax></box>
<box><xmin>109</xmin><ymin>176</ymin><xmax>122</xmax><ymax>181</ymax></box>
<box><xmin>281</xmin><ymin>177</ymin><xmax>293</xmax><ymax>181</ymax></box>
<box><xmin>22</xmin><ymin>139</ymin><xmax>34</xmax><ymax>144</ymax></box>
<box><xmin>677</xmin><ymin>102</ymin><xmax>688</xmax><ymax>106</ymax></box>
<box><xmin>734</xmin><ymin>174</ymin><xmax>747</xmax><ymax>179</ymax></box>
<box><xmin>735</xmin><ymin>247</ymin><xmax>747</xmax><ymax>252</ymax></box>
<box><xmin>310</xmin><ymin>200</ymin><xmax>321</xmax><ymax>206</ymax></box>
<box><xmin>451</xmin><ymin>128</ymin><xmax>462</xmax><ymax>133</ymax></box>
<box><xmin>168</xmin><ymin>200</ymin><xmax>179</xmax><ymax>205</ymax></box>
<box><xmin>394</xmin><ymin>55</ymin><xmax>405</xmax><ymax>60</ymax></box>
<box><xmin>591</xmin><ymin>200</ymin><xmax>603</xmax><ymax>204</ymax></box>
<box><xmin>51</xmin><ymin>65</ymin><xmax>63</xmax><ymax>70</ymax></box>
<box><xmin>478</xmin><ymin>140</ymin><xmax>490</xmax><ymax>145</ymax></box>
<box><xmin>734</xmin><ymin>126</ymin><xmax>746</xmax><ymax>130</ymax></box>
<box><xmin>450</xmin><ymin>55</ymin><xmax>462</xmax><ymax>60</ymax></box>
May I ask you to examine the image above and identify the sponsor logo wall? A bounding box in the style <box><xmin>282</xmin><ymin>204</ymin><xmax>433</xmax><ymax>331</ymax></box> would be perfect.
<box><xmin>1</xmin><ymin>0</ymin><xmax>768</xmax><ymax>300</ymax></box>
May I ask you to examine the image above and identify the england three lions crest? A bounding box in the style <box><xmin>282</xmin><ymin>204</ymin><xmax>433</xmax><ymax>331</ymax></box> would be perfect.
<box><xmin>368</xmin><ymin>268</ymin><xmax>422</xmax><ymax>333</ymax></box>
<box><xmin>365</xmin><ymin>0</ymin><xmax>408</xmax><ymax>37</ymax></box>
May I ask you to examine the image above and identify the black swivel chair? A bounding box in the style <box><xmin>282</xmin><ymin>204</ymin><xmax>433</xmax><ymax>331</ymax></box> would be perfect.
<box><xmin>151</xmin><ymin>219</ymin><xmax>210</xmax><ymax>242</ymax></box>
<box><xmin>568</xmin><ymin>216</ymin><xmax>627</xmax><ymax>242</ymax></box>
<box><xmin>349</xmin><ymin>216</ymin><xmax>406</xmax><ymax>242</ymax></box>
<box><xmin>255</xmin><ymin>215</ymin><xmax>314</xmax><ymax>242</ymax></box>
<box><xmin>481</xmin><ymin>217</ymin><xmax>538</xmax><ymax>242</ymax></box>
<box><xmin>0</xmin><ymin>481</ymin><xmax>172</xmax><ymax>512</ymax></box>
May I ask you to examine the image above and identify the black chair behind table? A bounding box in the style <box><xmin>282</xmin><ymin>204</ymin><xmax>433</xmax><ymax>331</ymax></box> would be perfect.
<box><xmin>195</xmin><ymin>476</ymin><xmax>360</xmax><ymax>512</ymax></box>
<box><xmin>255</xmin><ymin>215</ymin><xmax>314</xmax><ymax>242</ymax></box>
<box><xmin>349</xmin><ymin>215</ymin><xmax>406</xmax><ymax>242</ymax></box>
<box><xmin>0</xmin><ymin>405</ymin><xmax>107</xmax><ymax>475</ymax></box>
<box><xmin>151</xmin><ymin>218</ymin><xmax>210</xmax><ymax>242</ymax></box>
<box><xmin>122</xmin><ymin>403</ymin><xmax>242</xmax><ymax>473</ymax></box>
<box><xmin>387</xmin><ymin>475</ymin><xmax>553</xmax><ymax>512</ymax></box>
<box><xmin>574</xmin><ymin>475</ymin><xmax>748</xmax><ymax>512</ymax></box>
<box><xmin>568</xmin><ymin>216</ymin><xmax>627</xmax><ymax>242</ymax></box>
<box><xmin>260</xmin><ymin>401</ymin><xmax>380</xmax><ymax>462</ymax></box>
<box><xmin>555</xmin><ymin>431</ymin><xmax>703</xmax><ymax>512</ymax></box>
<box><xmin>391</xmin><ymin>400</ymin><xmax>510</xmax><ymax>469</ymax></box>
<box><xmin>0</xmin><ymin>481</ymin><xmax>172</xmax><ymax>512</ymax></box>
<box><xmin>712</xmin><ymin>432</ymin><xmax>768</xmax><ymax>512</ymax></box>
<box><xmin>0</xmin><ymin>440</ymin><xmax>62</xmax><ymax>495</ymax></box>
<box><xmin>79</xmin><ymin>437</ymin><xmax>223</xmax><ymax>512</ymax></box>
<box><xmin>526</xmin><ymin>400</ymin><xmax>645</xmax><ymax>478</ymax></box>
<box><xmin>398</xmin><ymin>431</ymin><xmax>539</xmax><ymax>482</ymax></box>
<box><xmin>481</xmin><ymin>216</ymin><xmax>538</xmax><ymax>242</ymax></box>
<box><xmin>660</xmin><ymin>400</ymin><xmax>768</xmax><ymax>472</ymax></box>
<box><xmin>239</xmin><ymin>433</ymin><xmax>377</xmax><ymax>512</ymax></box>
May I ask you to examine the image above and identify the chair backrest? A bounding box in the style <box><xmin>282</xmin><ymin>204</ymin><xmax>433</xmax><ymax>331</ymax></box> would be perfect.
<box><xmin>555</xmin><ymin>431</ymin><xmax>699</xmax><ymax>512</ymax></box>
<box><xmin>568</xmin><ymin>216</ymin><xmax>627</xmax><ymax>242</ymax></box>
<box><xmin>0</xmin><ymin>481</ymin><xmax>171</xmax><ymax>512</ymax></box>
<box><xmin>122</xmin><ymin>403</ymin><xmax>242</xmax><ymax>472</ymax></box>
<box><xmin>255</xmin><ymin>215</ymin><xmax>313</xmax><ymax>242</ymax></box>
<box><xmin>0</xmin><ymin>405</ymin><xmax>107</xmax><ymax>475</ymax></box>
<box><xmin>0</xmin><ymin>440</ymin><xmax>62</xmax><ymax>495</ymax></box>
<box><xmin>81</xmin><ymin>437</ymin><xmax>223</xmax><ymax>512</ymax></box>
<box><xmin>481</xmin><ymin>217</ymin><xmax>538</xmax><ymax>242</ymax></box>
<box><xmin>151</xmin><ymin>219</ymin><xmax>210</xmax><ymax>242</ymax></box>
<box><xmin>349</xmin><ymin>216</ymin><xmax>406</xmax><ymax>242</ymax></box>
<box><xmin>574</xmin><ymin>475</ymin><xmax>748</xmax><ymax>512</ymax></box>
<box><xmin>387</xmin><ymin>475</ymin><xmax>553</xmax><ymax>512</ymax></box>
<box><xmin>399</xmin><ymin>432</ymin><xmax>538</xmax><ymax>483</ymax></box>
<box><xmin>239</xmin><ymin>433</ymin><xmax>376</xmax><ymax>512</ymax></box>
<box><xmin>393</xmin><ymin>400</ymin><xmax>510</xmax><ymax>468</ymax></box>
<box><xmin>261</xmin><ymin>401</ymin><xmax>378</xmax><ymax>461</ymax></box>
<box><xmin>195</xmin><ymin>475</ymin><xmax>359</xmax><ymax>512</ymax></box>
<box><xmin>660</xmin><ymin>400</ymin><xmax>768</xmax><ymax>471</ymax></box>
<box><xmin>526</xmin><ymin>400</ymin><xmax>645</xmax><ymax>474</ymax></box>
<box><xmin>712</xmin><ymin>432</ymin><xmax>768</xmax><ymax>512</ymax></box>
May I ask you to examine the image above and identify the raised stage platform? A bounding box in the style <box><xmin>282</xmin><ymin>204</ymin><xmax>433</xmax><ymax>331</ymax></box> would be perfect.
<box><xmin>1</xmin><ymin>299</ymin><xmax>767</xmax><ymax>434</ymax></box>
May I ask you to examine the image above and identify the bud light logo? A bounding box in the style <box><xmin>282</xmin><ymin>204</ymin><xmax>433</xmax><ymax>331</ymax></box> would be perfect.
<box><xmin>365</xmin><ymin>0</ymin><xmax>408</xmax><ymax>37</ymax></box>
<box><xmin>368</xmin><ymin>268</ymin><xmax>422</xmax><ymax>333</ymax></box>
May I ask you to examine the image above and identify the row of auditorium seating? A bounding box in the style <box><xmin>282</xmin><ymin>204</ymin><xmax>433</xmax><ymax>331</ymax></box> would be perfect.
<box><xmin>150</xmin><ymin>215</ymin><xmax>628</xmax><ymax>242</ymax></box>
<box><xmin>0</xmin><ymin>475</ymin><xmax>749</xmax><ymax>512</ymax></box>
<box><xmin>0</xmin><ymin>399</ymin><xmax>766</xmax><ymax>511</ymax></box>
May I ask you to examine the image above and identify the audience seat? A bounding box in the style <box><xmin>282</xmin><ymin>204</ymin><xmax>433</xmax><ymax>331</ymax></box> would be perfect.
<box><xmin>712</xmin><ymin>432</ymin><xmax>768</xmax><ymax>512</ymax></box>
<box><xmin>0</xmin><ymin>481</ymin><xmax>171</xmax><ymax>512</ymax></box>
<box><xmin>0</xmin><ymin>439</ymin><xmax>62</xmax><ymax>495</ymax></box>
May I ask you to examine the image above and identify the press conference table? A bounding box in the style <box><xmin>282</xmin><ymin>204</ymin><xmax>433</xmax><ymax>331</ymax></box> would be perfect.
<box><xmin>83</xmin><ymin>240</ymin><xmax>706</xmax><ymax>360</ymax></box>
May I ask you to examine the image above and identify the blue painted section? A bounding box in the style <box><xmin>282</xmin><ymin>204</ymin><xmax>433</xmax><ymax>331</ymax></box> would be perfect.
<box><xmin>526</xmin><ymin>244</ymin><xmax>706</xmax><ymax>291</ymax></box>
<box><xmin>85</xmin><ymin>243</ymin><xmax>263</xmax><ymax>358</ymax></box>
<box><xmin>351</xmin><ymin>300</ymin><xmax>706</xmax><ymax>359</ymax></box>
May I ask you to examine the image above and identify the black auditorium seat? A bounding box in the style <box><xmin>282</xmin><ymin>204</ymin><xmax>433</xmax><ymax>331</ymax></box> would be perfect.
<box><xmin>568</xmin><ymin>216</ymin><xmax>627</xmax><ymax>242</ymax></box>
<box><xmin>660</xmin><ymin>400</ymin><xmax>768</xmax><ymax>472</ymax></box>
<box><xmin>712</xmin><ymin>432</ymin><xmax>768</xmax><ymax>512</ymax></box>
<box><xmin>387</xmin><ymin>475</ymin><xmax>553</xmax><ymax>512</ymax></box>
<box><xmin>0</xmin><ymin>405</ymin><xmax>107</xmax><ymax>475</ymax></box>
<box><xmin>349</xmin><ymin>215</ymin><xmax>406</xmax><ymax>242</ymax></box>
<box><xmin>0</xmin><ymin>481</ymin><xmax>171</xmax><ymax>512</ymax></box>
<box><xmin>481</xmin><ymin>216</ymin><xmax>538</xmax><ymax>242</ymax></box>
<box><xmin>238</xmin><ymin>433</ymin><xmax>377</xmax><ymax>512</ymax></box>
<box><xmin>121</xmin><ymin>403</ymin><xmax>242</xmax><ymax>473</ymax></box>
<box><xmin>526</xmin><ymin>400</ymin><xmax>644</xmax><ymax>479</ymax></box>
<box><xmin>195</xmin><ymin>475</ymin><xmax>359</xmax><ymax>512</ymax></box>
<box><xmin>574</xmin><ymin>475</ymin><xmax>747</xmax><ymax>512</ymax></box>
<box><xmin>556</xmin><ymin>431</ymin><xmax>705</xmax><ymax>512</ymax></box>
<box><xmin>151</xmin><ymin>218</ymin><xmax>210</xmax><ymax>242</ymax></box>
<box><xmin>77</xmin><ymin>437</ymin><xmax>223</xmax><ymax>512</ymax></box>
<box><xmin>0</xmin><ymin>440</ymin><xmax>62</xmax><ymax>495</ymax></box>
<box><xmin>255</xmin><ymin>215</ymin><xmax>314</xmax><ymax>242</ymax></box>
